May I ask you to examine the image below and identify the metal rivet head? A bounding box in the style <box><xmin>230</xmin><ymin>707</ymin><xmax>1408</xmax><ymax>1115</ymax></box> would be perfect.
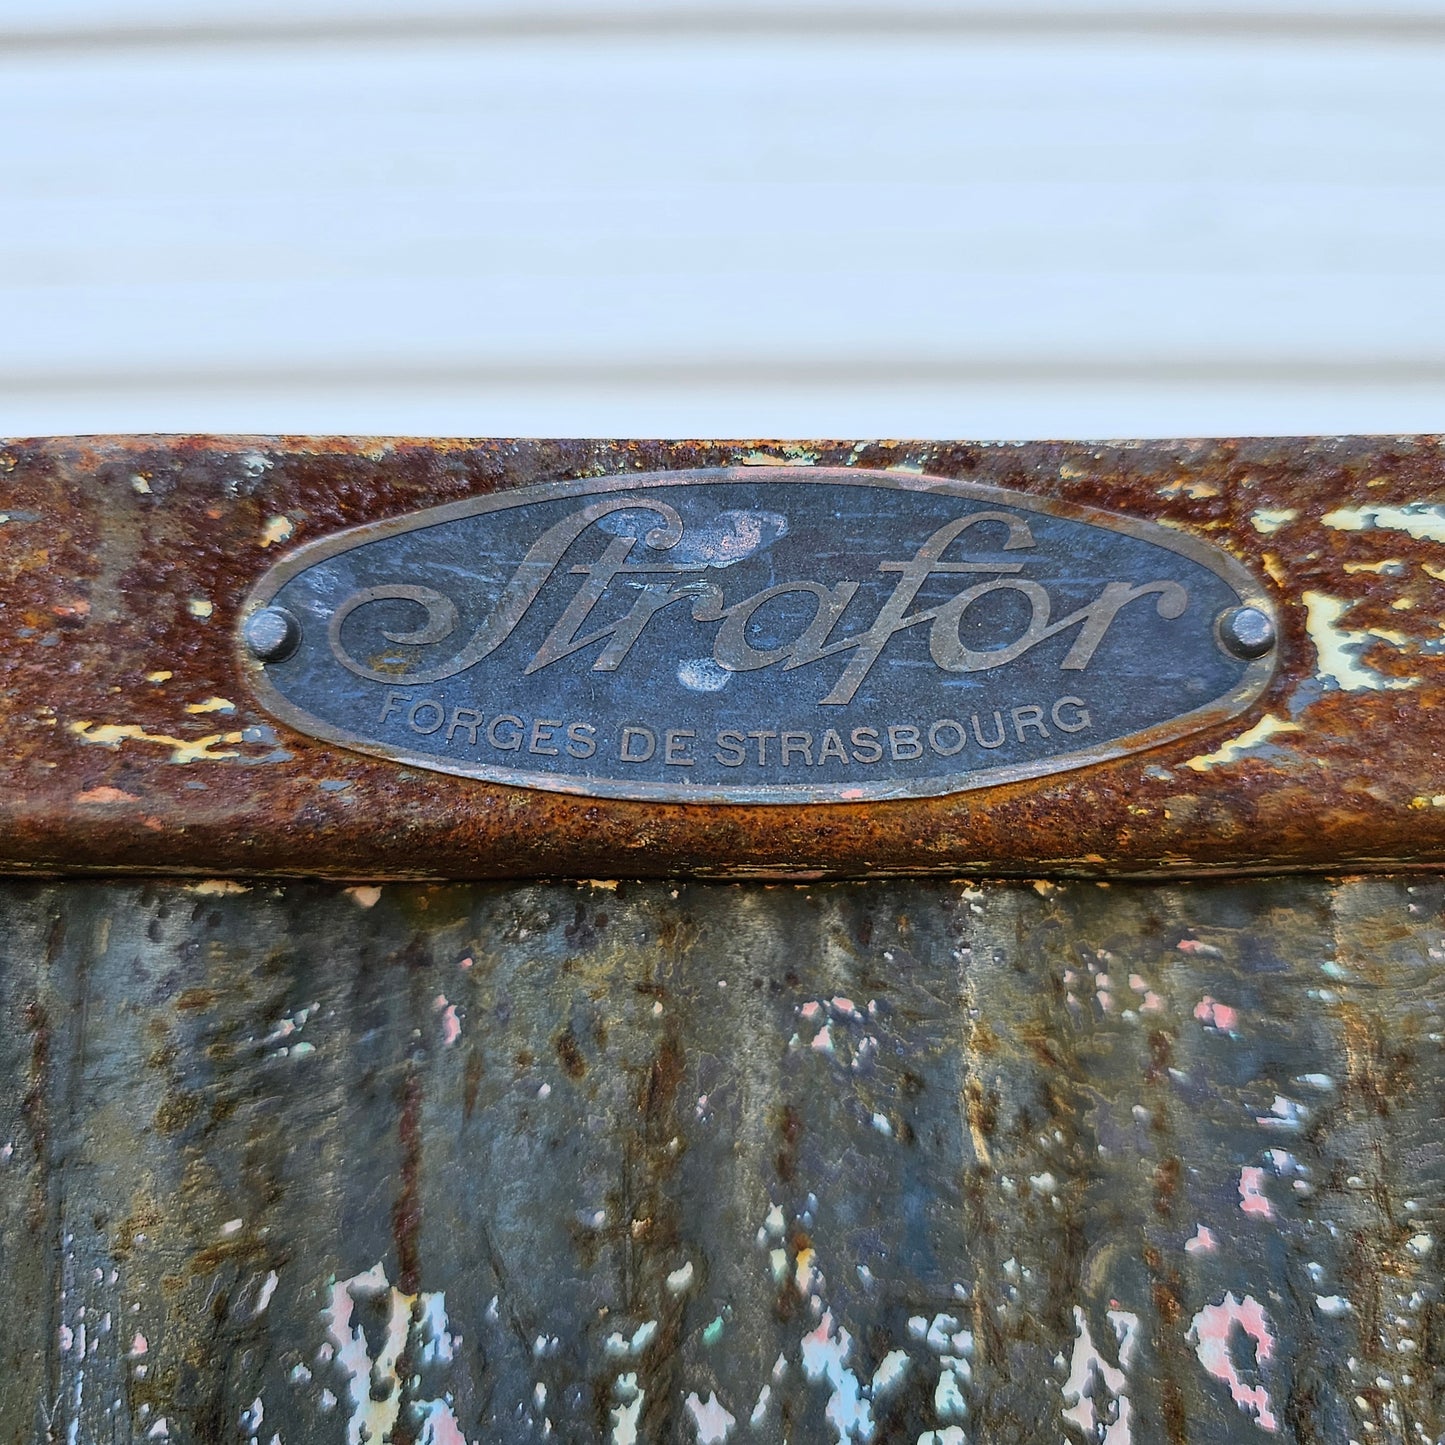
<box><xmin>1217</xmin><ymin>605</ymin><xmax>1276</xmax><ymax>661</ymax></box>
<box><xmin>243</xmin><ymin>606</ymin><xmax>301</xmax><ymax>663</ymax></box>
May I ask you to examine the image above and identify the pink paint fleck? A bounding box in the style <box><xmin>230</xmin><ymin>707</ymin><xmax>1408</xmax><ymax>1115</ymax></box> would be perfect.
<box><xmin>434</xmin><ymin>995</ymin><xmax>460</xmax><ymax>1046</ymax></box>
<box><xmin>831</xmin><ymin>996</ymin><xmax>859</xmax><ymax>1017</ymax></box>
<box><xmin>800</xmin><ymin>1001</ymin><xmax>821</xmax><ymax>1021</ymax></box>
<box><xmin>1185</xmin><ymin>1225</ymin><xmax>1218</xmax><ymax>1255</ymax></box>
<box><xmin>810</xmin><ymin>1025</ymin><xmax>833</xmax><ymax>1055</ymax></box>
<box><xmin>1239</xmin><ymin>1167</ymin><xmax>1273</xmax><ymax>1219</ymax></box>
<box><xmin>1141</xmin><ymin>992</ymin><xmax>1165</xmax><ymax>1014</ymax></box>
<box><xmin>419</xmin><ymin>1401</ymin><xmax>467</xmax><ymax>1445</ymax></box>
<box><xmin>1178</xmin><ymin>939</ymin><xmax>1224</xmax><ymax>958</ymax></box>
<box><xmin>458</xmin><ymin>956</ymin><xmax>473</xmax><ymax>970</ymax></box>
<box><xmin>1195</xmin><ymin>997</ymin><xmax>1240</xmax><ymax>1034</ymax></box>
<box><xmin>130</xmin><ymin>1332</ymin><xmax>148</xmax><ymax>1356</ymax></box>
<box><xmin>1189</xmin><ymin>1292</ymin><xmax>1278</xmax><ymax>1432</ymax></box>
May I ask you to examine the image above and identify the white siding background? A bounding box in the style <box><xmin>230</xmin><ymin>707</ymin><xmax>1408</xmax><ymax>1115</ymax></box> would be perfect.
<box><xmin>3</xmin><ymin>2</ymin><xmax>1444</xmax><ymax>439</ymax></box>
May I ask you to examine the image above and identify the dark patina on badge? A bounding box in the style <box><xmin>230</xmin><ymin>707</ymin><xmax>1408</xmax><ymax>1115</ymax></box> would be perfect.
<box><xmin>240</xmin><ymin>468</ymin><xmax>1277</xmax><ymax>803</ymax></box>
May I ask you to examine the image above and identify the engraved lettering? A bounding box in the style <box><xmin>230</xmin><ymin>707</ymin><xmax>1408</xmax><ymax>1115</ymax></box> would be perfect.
<box><xmin>566</xmin><ymin>722</ymin><xmax>597</xmax><ymax>758</ymax></box>
<box><xmin>928</xmin><ymin>578</ymin><xmax>1189</xmax><ymax>675</ymax></box>
<box><xmin>816</xmin><ymin>729</ymin><xmax>849</xmax><ymax>765</ymax></box>
<box><xmin>971</xmin><ymin>711</ymin><xmax>1006</xmax><ymax>749</ymax></box>
<box><xmin>529</xmin><ymin>718</ymin><xmax>562</xmax><ymax>755</ymax></box>
<box><xmin>1052</xmin><ymin>696</ymin><xmax>1091</xmax><ymax>733</ymax></box>
<box><xmin>328</xmin><ymin>502</ymin><xmax>1192</xmax><ymax>708</ymax></box>
<box><xmin>710</xmin><ymin>582</ymin><xmax>860</xmax><ymax>672</ymax></box>
<box><xmin>1011</xmin><ymin>705</ymin><xmax>1049</xmax><ymax>742</ymax></box>
<box><xmin>780</xmin><ymin>732</ymin><xmax>814</xmax><ymax>766</ymax></box>
<box><xmin>715</xmin><ymin>730</ymin><xmax>747</xmax><ymax>767</ymax></box>
<box><xmin>850</xmin><ymin>727</ymin><xmax>883</xmax><ymax>764</ymax></box>
<box><xmin>665</xmin><ymin>729</ymin><xmax>696</xmax><ymax>766</ymax></box>
<box><xmin>379</xmin><ymin>690</ymin><xmax>410</xmax><ymax>725</ymax></box>
<box><xmin>928</xmin><ymin>719</ymin><xmax>967</xmax><ymax>757</ymax></box>
<box><xmin>888</xmin><ymin>725</ymin><xmax>923</xmax><ymax>761</ymax></box>
<box><xmin>330</xmin><ymin>497</ymin><xmax>685</xmax><ymax>684</ymax></box>
<box><xmin>620</xmin><ymin>726</ymin><xmax>656</xmax><ymax>762</ymax></box>
<box><xmin>747</xmin><ymin>730</ymin><xmax>778</xmax><ymax>766</ymax></box>
<box><xmin>446</xmin><ymin>707</ymin><xmax>483</xmax><ymax>745</ymax></box>
<box><xmin>408</xmin><ymin>699</ymin><xmax>445</xmax><ymax>735</ymax></box>
<box><xmin>487</xmin><ymin>714</ymin><xmax>524</xmax><ymax>751</ymax></box>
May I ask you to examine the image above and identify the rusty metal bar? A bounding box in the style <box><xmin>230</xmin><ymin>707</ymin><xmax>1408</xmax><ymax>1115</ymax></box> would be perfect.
<box><xmin>2</xmin><ymin>434</ymin><xmax>1443</xmax><ymax>880</ymax></box>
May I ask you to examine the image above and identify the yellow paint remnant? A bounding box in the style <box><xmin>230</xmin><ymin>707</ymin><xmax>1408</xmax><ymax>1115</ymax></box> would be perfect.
<box><xmin>130</xmin><ymin>475</ymin><xmax>152</xmax><ymax>494</ymax></box>
<box><xmin>1424</xmin><ymin>563</ymin><xmax>1445</xmax><ymax>583</ymax></box>
<box><xmin>1343</xmin><ymin>559</ymin><xmax>1403</xmax><ymax>574</ymax></box>
<box><xmin>347</xmin><ymin>885</ymin><xmax>382</xmax><ymax>908</ymax></box>
<box><xmin>187</xmin><ymin>598</ymin><xmax>214</xmax><ymax>619</ymax></box>
<box><xmin>185</xmin><ymin>696</ymin><xmax>236</xmax><ymax>715</ymax></box>
<box><xmin>1410</xmin><ymin>795</ymin><xmax>1445</xmax><ymax>810</ymax></box>
<box><xmin>740</xmin><ymin>452</ymin><xmax>790</xmax><ymax>467</ymax></box>
<box><xmin>1302</xmin><ymin>591</ymin><xmax>1416</xmax><ymax>693</ymax></box>
<box><xmin>69</xmin><ymin>720</ymin><xmax>244</xmax><ymax>763</ymax></box>
<box><xmin>584</xmin><ymin>879</ymin><xmax>620</xmax><ymax>891</ymax></box>
<box><xmin>1322</xmin><ymin>504</ymin><xmax>1445</xmax><ymax>545</ymax></box>
<box><xmin>1392</xmin><ymin>597</ymin><xmax>1416</xmax><ymax>610</ymax></box>
<box><xmin>146</xmin><ymin>670</ymin><xmax>173</xmax><ymax>683</ymax></box>
<box><xmin>1261</xmin><ymin>552</ymin><xmax>1288</xmax><ymax>587</ymax></box>
<box><xmin>1250</xmin><ymin>508</ymin><xmax>1298</xmax><ymax>535</ymax></box>
<box><xmin>75</xmin><ymin>786</ymin><xmax>140</xmax><ymax>804</ymax></box>
<box><xmin>1183</xmin><ymin>715</ymin><xmax>1302</xmax><ymax>771</ymax></box>
<box><xmin>187</xmin><ymin>879</ymin><xmax>251</xmax><ymax>895</ymax></box>
<box><xmin>1160</xmin><ymin>477</ymin><xmax>1222</xmax><ymax>499</ymax></box>
<box><xmin>261</xmin><ymin>514</ymin><xmax>294</xmax><ymax>548</ymax></box>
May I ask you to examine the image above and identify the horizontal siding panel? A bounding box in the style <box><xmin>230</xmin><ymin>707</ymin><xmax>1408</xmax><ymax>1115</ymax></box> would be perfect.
<box><xmin>3</xmin><ymin>33</ymin><xmax>1444</xmax><ymax>436</ymax></box>
<box><xmin>3</xmin><ymin>378</ymin><xmax>1445</xmax><ymax>441</ymax></box>
<box><xmin>10</xmin><ymin>1</ymin><xmax>1445</xmax><ymax>48</ymax></box>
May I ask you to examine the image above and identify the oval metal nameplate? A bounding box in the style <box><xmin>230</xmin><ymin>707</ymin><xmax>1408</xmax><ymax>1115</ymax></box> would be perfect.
<box><xmin>241</xmin><ymin>468</ymin><xmax>1277</xmax><ymax>804</ymax></box>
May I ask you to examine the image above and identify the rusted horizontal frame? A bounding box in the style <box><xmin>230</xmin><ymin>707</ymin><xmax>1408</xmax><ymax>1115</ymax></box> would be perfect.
<box><xmin>0</xmin><ymin>433</ymin><xmax>1442</xmax><ymax>880</ymax></box>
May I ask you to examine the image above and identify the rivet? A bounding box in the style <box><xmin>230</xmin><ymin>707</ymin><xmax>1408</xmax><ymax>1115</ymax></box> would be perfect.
<box><xmin>1217</xmin><ymin>605</ymin><xmax>1276</xmax><ymax>661</ymax></box>
<box><xmin>243</xmin><ymin>606</ymin><xmax>301</xmax><ymax>663</ymax></box>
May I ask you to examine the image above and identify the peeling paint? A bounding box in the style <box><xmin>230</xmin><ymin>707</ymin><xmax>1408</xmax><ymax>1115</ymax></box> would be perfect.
<box><xmin>1322</xmin><ymin>503</ymin><xmax>1445</xmax><ymax>546</ymax></box>
<box><xmin>1189</xmin><ymin>1294</ymin><xmax>1278</xmax><ymax>1432</ymax></box>
<box><xmin>1303</xmin><ymin>591</ymin><xmax>1417</xmax><ymax>692</ymax></box>
<box><xmin>1182</xmin><ymin>715</ymin><xmax>1301</xmax><ymax>771</ymax></box>
<box><xmin>70</xmin><ymin>720</ymin><xmax>245</xmax><ymax>764</ymax></box>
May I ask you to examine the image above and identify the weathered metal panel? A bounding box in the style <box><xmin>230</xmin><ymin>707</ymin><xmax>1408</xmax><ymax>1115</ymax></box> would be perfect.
<box><xmin>3</xmin><ymin>873</ymin><xmax>1443</xmax><ymax>1443</ymax></box>
<box><xmin>1</xmin><ymin>435</ymin><xmax>1444</xmax><ymax>880</ymax></box>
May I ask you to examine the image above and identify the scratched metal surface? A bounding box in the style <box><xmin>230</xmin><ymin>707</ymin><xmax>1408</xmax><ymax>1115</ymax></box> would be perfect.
<box><xmin>2</xmin><ymin>873</ymin><xmax>1443</xmax><ymax>1443</ymax></box>
<box><xmin>1</xmin><ymin>435</ymin><xmax>1444</xmax><ymax>880</ymax></box>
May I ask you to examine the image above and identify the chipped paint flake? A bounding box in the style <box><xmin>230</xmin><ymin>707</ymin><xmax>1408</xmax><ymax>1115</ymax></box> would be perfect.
<box><xmin>1303</xmin><ymin>591</ymin><xmax>1417</xmax><ymax>692</ymax></box>
<box><xmin>70</xmin><ymin>721</ymin><xmax>244</xmax><ymax>764</ymax></box>
<box><xmin>1183</xmin><ymin>715</ymin><xmax>1301</xmax><ymax>771</ymax></box>
<box><xmin>74</xmin><ymin>786</ymin><xmax>140</xmax><ymax>805</ymax></box>
<box><xmin>1062</xmin><ymin>1305</ymin><xmax>1136</xmax><ymax>1445</ymax></box>
<box><xmin>1186</xmin><ymin>1225</ymin><xmax>1218</xmax><ymax>1255</ymax></box>
<box><xmin>685</xmin><ymin>1391</ymin><xmax>735</xmax><ymax>1443</ymax></box>
<box><xmin>1250</xmin><ymin>508</ymin><xmax>1298</xmax><ymax>535</ymax></box>
<box><xmin>260</xmin><ymin>515</ymin><xmax>295</xmax><ymax>548</ymax></box>
<box><xmin>184</xmin><ymin>696</ymin><xmax>236</xmax><ymax>715</ymax></box>
<box><xmin>1189</xmin><ymin>1293</ymin><xmax>1278</xmax><ymax>1432</ymax></box>
<box><xmin>1322</xmin><ymin>503</ymin><xmax>1445</xmax><ymax>545</ymax></box>
<box><xmin>800</xmin><ymin>1312</ymin><xmax>873</xmax><ymax>1444</ymax></box>
<box><xmin>1239</xmin><ymin>1166</ymin><xmax>1274</xmax><ymax>1219</ymax></box>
